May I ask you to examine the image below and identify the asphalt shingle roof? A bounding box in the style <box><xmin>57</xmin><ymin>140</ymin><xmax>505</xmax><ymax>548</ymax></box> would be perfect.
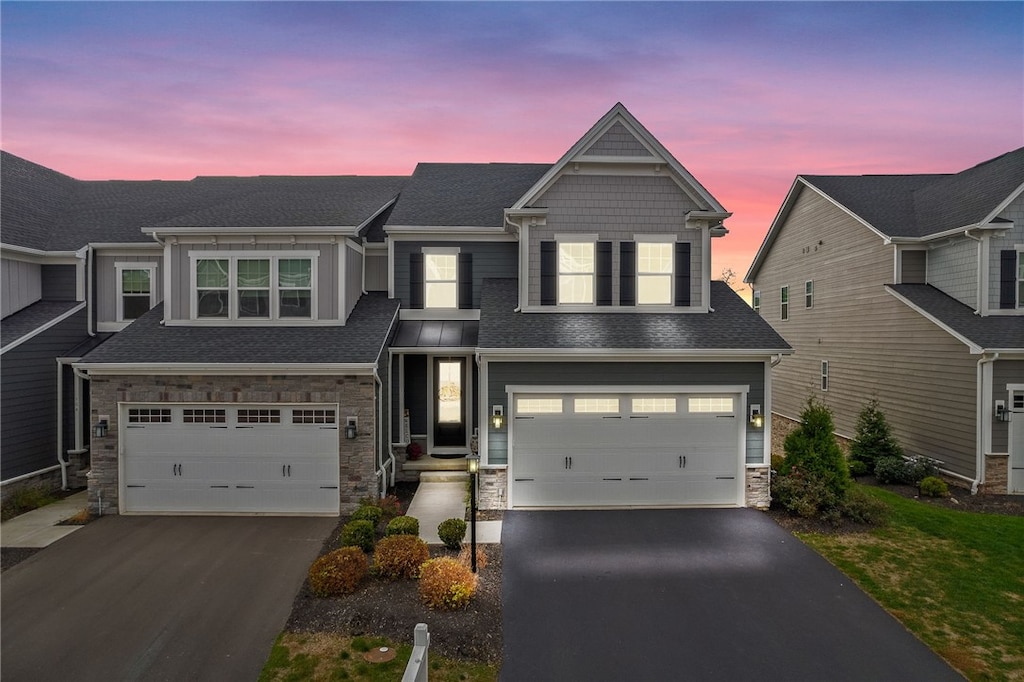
<box><xmin>887</xmin><ymin>284</ymin><xmax>1024</xmax><ymax>351</ymax></box>
<box><xmin>802</xmin><ymin>147</ymin><xmax>1024</xmax><ymax>239</ymax></box>
<box><xmin>1</xmin><ymin>152</ymin><xmax>80</xmax><ymax>250</ymax></box>
<box><xmin>1</xmin><ymin>300</ymin><xmax>83</xmax><ymax>348</ymax></box>
<box><xmin>477</xmin><ymin>279</ymin><xmax>791</xmax><ymax>351</ymax></box>
<box><xmin>387</xmin><ymin>163</ymin><xmax>550</xmax><ymax>227</ymax></box>
<box><xmin>78</xmin><ymin>294</ymin><xmax>399</xmax><ymax>365</ymax></box>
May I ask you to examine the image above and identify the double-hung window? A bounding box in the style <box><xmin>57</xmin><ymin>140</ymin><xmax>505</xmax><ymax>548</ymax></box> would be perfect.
<box><xmin>752</xmin><ymin>290</ymin><xmax>761</xmax><ymax>314</ymax></box>
<box><xmin>192</xmin><ymin>252</ymin><xmax>315</xmax><ymax>321</ymax></box>
<box><xmin>780</xmin><ymin>285</ymin><xmax>790</xmax><ymax>321</ymax></box>
<box><xmin>805</xmin><ymin>280</ymin><xmax>814</xmax><ymax>308</ymax></box>
<box><xmin>636</xmin><ymin>241</ymin><xmax>673</xmax><ymax>305</ymax></box>
<box><xmin>115</xmin><ymin>263</ymin><xmax>156</xmax><ymax>321</ymax></box>
<box><xmin>558</xmin><ymin>242</ymin><xmax>595</xmax><ymax>305</ymax></box>
<box><xmin>424</xmin><ymin>251</ymin><xmax>458</xmax><ymax>309</ymax></box>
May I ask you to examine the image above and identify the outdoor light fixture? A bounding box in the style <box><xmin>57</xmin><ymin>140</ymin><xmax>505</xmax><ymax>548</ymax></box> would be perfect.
<box><xmin>749</xmin><ymin>404</ymin><xmax>764</xmax><ymax>429</ymax></box>
<box><xmin>345</xmin><ymin>416</ymin><xmax>358</xmax><ymax>439</ymax></box>
<box><xmin>466</xmin><ymin>453</ymin><xmax>480</xmax><ymax>572</ymax></box>
<box><xmin>94</xmin><ymin>419</ymin><xmax>108</xmax><ymax>438</ymax></box>
<box><xmin>490</xmin><ymin>405</ymin><xmax>505</xmax><ymax>430</ymax></box>
<box><xmin>995</xmin><ymin>401</ymin><xmax>1010</xmax><ymax>423</ymax></box>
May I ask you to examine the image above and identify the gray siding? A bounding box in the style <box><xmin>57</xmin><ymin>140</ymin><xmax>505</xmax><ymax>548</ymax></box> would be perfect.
<box><xmin>166</xmin><ymin>242</ymin><xmax>340</xmax><ymax>321</ymax></box>
<box><xmin>993</xmin><ymin>360</ymin><xmax>1024</xmax><ymax>452</ymax></box>
<box><xmin>750</xmin><ymin>187</ymin><xmax>979</xmax><ymax>478</ymax></box>
<box><xmin>900</xmin><ymin>250</ymin><xmax>927</xmax><ymax>284</ymax></box>
<box><xmin>1</xmin><ymin>309</ymin><xmax>90</xmax><ymax>480</ymax></box>
<box><xmin>928</xmin><ymin>237</ymin><xmax>977</xmax><ymax>308</ymax></box>
<box><xmin>344</xmin><ymin>244</ymin><xmax>363</xmax><ymax>319</ymax></box>
<box><xmin>393</xmin><ymin>241</ymin><xmax>518</xmax><ymax>308</ymax></box>
<box><xmin>988</xmin><ymin>192</ymin><xmax>1024</xmax><ymax>310</ymax></box>
<box><xmin>527</xmin><ymin>174</ymin><xmax>703</xmax><ymax>306</ymax></box>
<box><xmin>365</xmin><ymin>252</ymin><xmax>388</xmax><ymax>292</ymax></box>
<box><xmin>582</xmin><ymin>122</ymin><xmax>654</xmax><ymax>157</ymax></box>
<box><xmin>486</xmin><ymin>361</ymin><xmax>765</xmax><ymax>466</ymax></box>
<box><xmin>1</xmin><ymin>258</ymin><xmax>42</xmax><ymax>318</ymax></box>
<box><xmin>41</xmin><ymin>264</ymin><xmax>78</xmax><ymax>301</ymax></box>
<box><xmin>95</xmin><ymin>254</ymin><xmax>163</xmax><ymax>325</ymax></box>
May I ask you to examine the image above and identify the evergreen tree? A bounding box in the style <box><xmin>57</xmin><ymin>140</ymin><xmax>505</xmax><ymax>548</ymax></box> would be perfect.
<box><xmin>780</xmin><ymin>397</ymin><xmax>850</xmax><ymax>497</ymax></box>
<box><xmin>849</xmin><ymin>399</ymin><xmax>903</xmax><ymax>469</ymax></box>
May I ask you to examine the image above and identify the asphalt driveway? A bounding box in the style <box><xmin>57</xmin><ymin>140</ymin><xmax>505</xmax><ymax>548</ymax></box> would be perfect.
<box><xmin>501</xmin><ymin>509</ymin><xmax>963</xmax><ymax>682</ymax></box>
<box><xmin>1</xmin><ymin>515</ymin><xmax>335</xmax><ymax>682</ymax></box>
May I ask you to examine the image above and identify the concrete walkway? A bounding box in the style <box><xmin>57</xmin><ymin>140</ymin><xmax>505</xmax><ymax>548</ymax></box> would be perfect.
<box><xmin>406</xmin><ymin>475</ymin><xmax>502</xmax><ymax>544</ymax></box>
<box><xmin>1</xmin><ymin>490</ymin><xmax>89</xmax><ymax>548</ymax></box>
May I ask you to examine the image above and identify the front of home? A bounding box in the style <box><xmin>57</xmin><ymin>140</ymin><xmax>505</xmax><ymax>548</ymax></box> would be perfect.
<box><xmin>746</xmin><ymin>148</ymin><xmax>1024</xmax><ymax>494</ymax></box>
<box><xmin>4</xmin><ymin>104</ymin><xmax>790</xmax><ymax>515</ymax></box>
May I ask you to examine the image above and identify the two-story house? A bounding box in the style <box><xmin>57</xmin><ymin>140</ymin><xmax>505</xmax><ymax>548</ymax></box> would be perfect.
<box><xmin>746</xmin><ymin>148</ymin><xmax>1024</xmax><ymax>495</ymax></box>
<box><xmin>4</xmin><ymin>104</ymin><xmax>790</xmax><ymax>515</ymax></box>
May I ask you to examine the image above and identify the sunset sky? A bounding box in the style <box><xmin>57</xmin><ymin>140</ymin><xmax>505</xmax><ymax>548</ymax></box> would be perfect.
<box><xmin>2</xmin><ymin>2</ymin><xmax>1022</xmax><ymax>286</ymax></box>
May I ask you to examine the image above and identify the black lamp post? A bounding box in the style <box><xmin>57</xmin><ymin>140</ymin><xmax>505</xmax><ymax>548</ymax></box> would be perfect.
<box><xmin>466</xmin><ymin>453</ymin><xmax>480</xmax><ymax>572</ymax></box>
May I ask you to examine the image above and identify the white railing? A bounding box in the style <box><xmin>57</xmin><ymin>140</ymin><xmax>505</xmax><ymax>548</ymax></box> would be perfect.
<box><xmin>401</xmin><ymin>623</ymin><xmax>430</xmax><ymax>682</ymax></box>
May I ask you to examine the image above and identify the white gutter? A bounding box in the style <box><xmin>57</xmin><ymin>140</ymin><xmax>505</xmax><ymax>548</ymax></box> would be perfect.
<box><xmin>974</xmin><ymin>352</ymin><xmax>1000</xmax><ymax>494</ymax></box>
<box><xmin>73</xmin><ymin>362</ymin><xmax>378</xmax><ymax>376</ymax></box>
<box><xmin>56</xmin><ymin>359</ymin><xmax>72</xmax><ymax>489</ymax></box>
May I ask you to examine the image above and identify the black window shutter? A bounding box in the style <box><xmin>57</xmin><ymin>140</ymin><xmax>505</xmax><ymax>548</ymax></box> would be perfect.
<box><xmin>596</xmin><ymin>241</ymin><xmax>613</xmax><ymax>306</ymax></box>
<box><xmin>675</xmin><ymin>242</ymin><xmax>692</xmax><ymax>307</ymax></box>
<box><xmin>409</xmin><ymin>252</ymin><xmax>424</xmax><ymax>309</ymax></box>
<box><xmin>999</xmin><ymin>250</ymin><xmax>1017</xmax><ymax>309</ymax></box>
<box><xmin>540</xmin><ymin>241</ymin><xmax>557</xmax><ymax>306</ymax></box>
<box><xmin>458</xmin><ymin>253</ymin><xmax>473</xmax><ymax>309</ymax></box>
<box><xmin>619</xmin><ymin>241</ymin><xmax>636</xmax><ymax>306</ymax></box>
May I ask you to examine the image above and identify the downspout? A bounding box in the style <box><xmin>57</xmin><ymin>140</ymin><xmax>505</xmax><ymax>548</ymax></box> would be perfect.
<box><xmin>373</xmin><ymin>369</ymin><xmax>394</xmax><ymax>496</ymax></box>
<box><xmin>974</xmin><ymin>352</ymin><xmax>999</xmax><ymax>494</ymax></box>
<box><xmin>85</xmin><ymin>246</ymin><xmax>96</xmax><ymax>336</ymax></box>
<box><xmin>55</xmin><ymin>359</ymin><xmax>89</xmax><ymax>490</ymax></box>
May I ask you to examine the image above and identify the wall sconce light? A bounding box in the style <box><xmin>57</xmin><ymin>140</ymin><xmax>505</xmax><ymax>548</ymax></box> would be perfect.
<box><xmin>995</xmin><ymin>401</ymin><xmax>1011</xmax><ymax>423</ymax></box>
<box><xmin>490</xmin><ymin>405</ymin><xmax>505</xmax><ymax>430</ymax></box>
<box><xmin>749</xmin><ymin>404</ymin><xmax>764</xmax><ymax>429</ymax></box>
<box><xmin>345</xmin><ymin>416</ymin><xmax>358</xmax><ymax>439</ymax></box>
<box><xmin>94</xmin><ymin>419</ymin><xmax>108</xmax><ymax>438</ymax></box>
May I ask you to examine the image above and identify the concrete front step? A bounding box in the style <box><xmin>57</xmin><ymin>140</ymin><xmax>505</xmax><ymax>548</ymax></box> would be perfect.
<box><xmin>420</xmin><ymin>471</ymin><xmax>469</xmax><ymax>483</ymax></box>
<box><xmin>402</xmin><ymin>458</ymin><xmax>469</xmax><ymax>472</ymax></box>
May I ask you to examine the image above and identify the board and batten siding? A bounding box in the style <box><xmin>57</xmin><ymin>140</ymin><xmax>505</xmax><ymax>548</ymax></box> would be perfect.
<box><xmin>344</xmin><ymin>244</ymin><xmax>363</xmax><ymax>319</ymax></box>
<box><xmin>992</xmin><ymin>360</ymin><xmax>1024</xmax><ymax>452</ymax></box>
<box><xmin>95</xmin><ymin>254</ymin><xmax>163</xmax><ymax>325</ymax></box>
<box><xmin>365</xmin><ymin>252</ymin><xmax>388</xmax><ymax>292</ymax></box>
<box><xmin>928</xmin><ymin>238</ymin><xmax>977</xmax><ymax>309</ymax></box>
<box><xmin>485</xmin><ymin>361</ymin><xmax>765</xmax><ymax>466</ymax></box>
<box><xmin>988</xmin><ymin>192</ymin><xmax>1024</xmax><ymax>310</ymax></box>
<box><xmin>1</xmin><ymin>309</ymin><xmax>90</xmax><ymax>480</ymax></box>
<box><xmin>526</xmin><ymin>174</ymin><xmax>703</xmax><ymax>307</ymax></box>
<box><xmin>1</xmin><ymin>258</ymin><xmax>42</xmax><ymax>318</ymax></box>
<box><xmin>392</xmin><ymin>241</ymin><xmax>518</xmax><ymax>309</ymax></box>
<box><xmin>751</xmin><ymin>186</ymin><xmax>978</xmax><ymax>478</ymax></box>
<box><xmin>166</xmin><ymin>242</ymin><xmax>339</xmax><ymax>321</ymax></box>
<box><xmin>41</xmin><ymin>264</ymin><xmax>78</xmax><ymax>301</ymax></box>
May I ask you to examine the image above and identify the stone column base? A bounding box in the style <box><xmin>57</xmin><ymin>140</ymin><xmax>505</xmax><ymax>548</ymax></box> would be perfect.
<box><xmin>745</xmin><ymin>467</ymin><xmax>771</xmax><ymax>509</ymax></box>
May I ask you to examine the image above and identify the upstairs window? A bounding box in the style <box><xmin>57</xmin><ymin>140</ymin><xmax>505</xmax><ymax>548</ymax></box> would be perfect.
<box><xmin>1019</xmin><ymin>252</ymin><xmax>1024</xmax><ymax>309</ymax></box>
<box><xmin>780</xmin><ymin>286</ymin><xmax>790</xmax><ymax>320</ymax></box>
<box><xmin>821</xmin><ymin>361</ymin><xmax>829</xmax><ymax>391</ymax></box>
<box><xmin>805</xmin><ymin>280</ymin><xmax>814</xmax><ymax>309</ymax></box>
<box><xmin>558</xmin><ymin>242</ymin><xmax>595</xmax><ymax>305</ymax></box>
<box><xmin>116</xmin><ymin>263</ymin><xmax>156</xmax><ymax>321</ymax></box>
<box><xmin>192</xmin><ymin>252</ymin><xmax>315</xmax><ymax>321</ymax></box>
<box><xmin>752</xmin><ymin>290</ymin><xmax>761</xmax><ymax>314</ymax></box>
<box><xmin>424</xmin><ymin>252</ymin><xmax>458</xmax><ymax>309</ymax></box>
<box><xmin>636</xmin><ymin>242</ymin><xmax>673</xmax><ymax>305</ymax></box>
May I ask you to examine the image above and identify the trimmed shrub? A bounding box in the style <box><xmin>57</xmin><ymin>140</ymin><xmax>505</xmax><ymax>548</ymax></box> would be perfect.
<box><xmin>437</xmin><ymin>518</ymin><xmax>467</xmax><ymax>550</ymax></box>
<box><xmin>308</xmin><ymin>547</ymin><xmax>368</xmax><ymax>597</ymax></box>
<box><xmin>419</xmin><ymin>557</ymin><xmax>478</xmax><ymax>610</ymax></box>
<box><xmin>376</xmin><ymin>495</ymin><xmax>404</xmax><ymax>522</ymax></box>
<box><xmin>771</xmin><ymin>466</ymin><xmax>845</xmax><ymax>521</ymax></box>
<box><xmin>875</xmin><ymin>455</ymin><xmax>939</xmax><ymax>486</ymax></box>
<box><xmin>373</xmin><ymin>534</ymin><xmax>430</xmax><ymax>580</ymax></box>
<box><xmin>919</xmin><ymin>476</ymin><xmax>949</xmax><ymax>498</ymax></box>
<box><xmin>351</xmin><ymin>505</ymin><xmax>384</xmax><ymax>526</ymax></box>
<box><xmin>839</xmin><ymin>486</ymin><xmax>890</xmax><ymax>525</ymax></box>
<box><xmin>849</xmin><ymin>399</ymin><xmax>903</xmax><ymax>470</ymax></box>
<box><xmin>848</xmin><ymin>460</ymin><xmax>869</xmax><ymax>477</ymax></box>
<box><xmin>341</xmin><ymin>519</ymin><xmax>376</xmax><ymax>552</ymax></box>
<box><xmin>905</xmin><ymin>456</ymin><xmax>939</xmax><ymax>485</ymax></box>
<box><xmin>385</xmin><ymin>515</ymin><xmax>420</xmax><ymax>537</ymax></box>
<box><xmin>458</xmin><ymin>545</ymin><xmax>488</xmax><ymax>571</ymax></box>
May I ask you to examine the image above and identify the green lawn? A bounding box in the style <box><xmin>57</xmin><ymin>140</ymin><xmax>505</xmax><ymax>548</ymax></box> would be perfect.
<box><xmin>797</xmin><ymin>487</ymin><xmax>1024</xmax><ymax>681</ymax></box>
<box><xmin>259</xmin><ymin>632</ymin><xmax>498</xmax><ymax>682</ymax></box>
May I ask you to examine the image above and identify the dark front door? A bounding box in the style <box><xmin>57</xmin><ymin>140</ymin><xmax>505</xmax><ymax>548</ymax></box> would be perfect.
<box><xmin>433</xmin><ymin>357</ymin><xmax>466</xmax><ymax>448</ymax></box>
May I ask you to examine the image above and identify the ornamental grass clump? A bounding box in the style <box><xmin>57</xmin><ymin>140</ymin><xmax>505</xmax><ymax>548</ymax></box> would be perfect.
<box><xmin>385</xmin><ymin>515</ymin><xmax>419</xmax><ymax>537</ymax></box>
<box><xmin>418</xmin><ymin>557</ymin><xmax>478</xmax><ymax>610</ymax></box>
<box><xmin>341</xmin><ymin>519</ymin><xmax>376</xmax><ymax>552</ymax></box>
<box><xmin>308</xmin><ymin>547</ymin><xmax>369</xmax><ymax>597</ymax></box>
<box><xmin>437</xmin><ymin>517</ymin><xmax>467</xmax><ymax>550</ymax></box>
<box><xmin>372</xmin><ymin>534</ymin><xmax>430</xmax><ymax>580</ymax></box>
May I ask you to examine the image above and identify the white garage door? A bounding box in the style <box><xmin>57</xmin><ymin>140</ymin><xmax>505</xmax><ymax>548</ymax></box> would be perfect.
<box><xmin>509</xmin><ymin>391</ymin><xmax>744</xmax><ymax>507</ymax></box>
<box><xmin>121</xmin><ymin>404</ymin><xmax>340</xmax><ymax>514</ymax></box>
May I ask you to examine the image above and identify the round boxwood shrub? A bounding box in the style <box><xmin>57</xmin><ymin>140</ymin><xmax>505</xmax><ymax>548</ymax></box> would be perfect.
<box><xmin>373</xmin><ymin>534</ymin><xmax>430</xmax><ymax>580</ymax></box>
<box><xmin>873</xmin><ymin>456</ymin><xmax>907</xmax><ymax>484</ymax></box>
<box><xmin>848</xmin><ymin>460</ymin><xmax>869</xmax><ymax>477</ymax></box>
<box><xmin>351</xmin><ymin>505</ymin><xmax>384</xmax><ymax>526</ymax></box>
<box><xmin>919</xmin><ymin>476</ymin><xmax>949</xmax><ymax>498</ymax></box>
<box><xmin>341</xmin><ymin>519</ymin><xmax>376</xmax><ymax>552</ymax></box>
<box><xmin>308</xmin><ymin>547</ymin><xmax>368</xmax><ymax>597</ymax></box>
<box><xmin>385</xmin><ymin>515</ymin><xmax>419</xmax><ymax>537</ymax></box>
<box><xmin>419</xmin><ymin>557</ymin><xmax>478</xmax><ymax>610</ymax></box>
<box><xmin>437</xmin><ymin>517</ymin><xmax>467</xmax><ymax>550</ymax></box>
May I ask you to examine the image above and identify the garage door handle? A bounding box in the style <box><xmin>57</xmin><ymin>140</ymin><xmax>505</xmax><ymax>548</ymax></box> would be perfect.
<box><xmin>680</xmin><ymin>456</ymin><xmax>686</xmax><ymax>468</ymax></box>
<box><xmin>565</xmin><ymin>456</ymin><xmax>573</xmax><ymax>469</ymax></box>
<box><xmin>514</xmin><ymin>478</ymin><xmax>535</xmax><ymax>482</ymax></box>
<box><xmin>630</xmin><ymin>415</ymin><xmax>649</xmax><ymax>419</ymax></box>
<box><xmin>236</xmin><ymin>485</ymin><xmax>255</xmax><ymax>489</ymax></box>
<box><xmin>320</xmin><ymin>485</ymin><xmax>339</xmax><ymax>489</ymax></box>
<box><xmin>236</xmin><ymin>426</ymin><xmax>254</xmax><ymax>429</ymax></box>
<box><xmin>210</xmin><ymin>485</ymin><xmax>230</xmax><ymax>488</ymax></box>
<box><xmin>209</xmin><ymin>426</ymin><xmax>228</xmax><ymax>429</ymax></box>
<box><xmin>515</xmin><ymin>416</ymin><xmax>534</xmax><ymax>420</ymax></box>
<box><xmin>126</xmin><ymin>484</ymin><xmax>145</xmax><ymax>488</ymax></box>
<box><xmin>715</xmin><ymin>476</ymin><xmax>735</xmax><ymax>480</ymax></box>
<box><xmin>320</xmin><ymin>426</ymin><xmax>338</xmax><ymax>430</ymax></box>
<box><xmin>716</xmin><ymin>415</ymin><xmax>735</xmax><ymax>419</ymax></box>
<box><xmin>603</xmin><ymin>477</ymin><xmax>622</xmax><ymax>481</ymax></box>
<box><xmin>602</xmin><ymin>415</ymin><xmax>621</xmax><ymax>419</ymax></box>
<box><xmin>629</xmin><ymin>477</ymin><xmax>648</xmax><ymax>481</ymax></box>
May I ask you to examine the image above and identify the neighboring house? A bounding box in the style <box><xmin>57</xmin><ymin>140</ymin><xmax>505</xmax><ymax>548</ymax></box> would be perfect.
<box><xmin>3</xmin><ymin>103</ymin><xmax>790</xmax><ymax>515</ymax></box>
<box><xmin>746</xmin><ymin>148</ymin><xmax>1024</xmax><ymax>495</ymax></box>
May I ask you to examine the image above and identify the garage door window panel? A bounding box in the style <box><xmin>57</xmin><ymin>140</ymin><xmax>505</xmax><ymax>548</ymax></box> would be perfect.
<box><xmin>687</xmin><ymin>397</ymin><xmax>735</xmax><ymax>414</ymax></box>
<box><xmin>573</xmin><ymin>398</ymin><xmax>620</xmax><ymax>414</ymax></box>
<box><xmin>631</xmin><ymin>397</ymin><xmax>677</xmax><ymax>414</ymax></box>
<box><xmin>237</xmin><ymin>408</ymin><xmax>281</xmax><ymax>424</ymax></box>
<box><xmin>516</xmin><ymin>398</ymin><xmax>564</xmax><ymax>414</ymax></box>
<box><xmin>128</xmin><ymin>408</ymin><xmax>172</xmax><ymax>424</ymax></box>
<box><xmin>183</xmin><ymin>409</ymin><xmax>226</xmax><ymax>424</ymax></box>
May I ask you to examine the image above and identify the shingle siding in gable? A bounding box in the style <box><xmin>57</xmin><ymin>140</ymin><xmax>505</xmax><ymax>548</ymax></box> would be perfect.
<box><xmin>527</xmin><ymin>174</ymin><xmax>702</xmax><ymax>307</ymax></box>
<box><xmin>927</xmin><ymin>238</ymin><xmax>977</xmax><ymax>308</ymax></box>
<box><xmin>988</xmin><ymin>192</ymin><xmax>1024</xmax><ymax>310</ymax></box>
<box><xmin>581</xmin><ymin>122</ymin><xmax>653</xmax><ymax>157</ymax></box>
<box><xmin>750</xmin><ymin>187</ymin><xmax>979</xmax><ymax>479</ymax></box>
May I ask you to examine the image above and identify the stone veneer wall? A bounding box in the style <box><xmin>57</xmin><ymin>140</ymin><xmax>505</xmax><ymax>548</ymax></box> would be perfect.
<box><xmin>88</xmin><ymin>374</ymin><xmax>377</xmax><ymax>515</ymax></box>
<box><xmin>745</xmin><ymin>467</ymin><xmax>770</xmax><ymax>509</ymax></box>
<box><xmin>981</xmin><ymin>454</ymin><xmax>1008</xmax><ymax>495</ymax></box>
<box><xmin>477</xmin><ymin>467</ymin><xmax>507</xmax><ymax>510</ymax></box>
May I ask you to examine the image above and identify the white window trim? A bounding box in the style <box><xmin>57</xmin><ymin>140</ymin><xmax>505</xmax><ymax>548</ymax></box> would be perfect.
<box><xmin>555</xmin><ymin>235</ymin><xmax>598</xmax><ymax>306</ymax></box>
<box><xmin>422</xmin><ymin>247</ymin><xmax>460</xmax><ymax>310</ymax></box>
<box><xmin>1017</xmin><ymin>249</ymin><xmax>1024</xmax><ymax>309</ymax></box>
<box><xmin>805</xmin><ymin>280</ymin><xmax>814</xmax><ymax>309</ymax></box>
<box><xmin>188</xmin><ymin>251</ymin><xmax>318</xmax><ymax>323</ymax></box>
<box><xmin>636</xmin><ymin>236</ymin><xmax>675</xmax><ymax>306</ymax></box>
<box><xmin>780</xmin><ymin>285</ymin><xmax>790</xmax><ymax>321</ymax></box>
<box><xmin>752</xmin><ymin>290</ymin><xmax>761</xmax><ymax>313</ymax></box>
<box><xmin>114</xmin><ymin>262</ymin><xmax>158</xmax><ymax>322</ymax></box>
<box><xmin>821</xmin><ymin>360</ymin><xmax>829</xmax><ymax>392</ymax></box>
